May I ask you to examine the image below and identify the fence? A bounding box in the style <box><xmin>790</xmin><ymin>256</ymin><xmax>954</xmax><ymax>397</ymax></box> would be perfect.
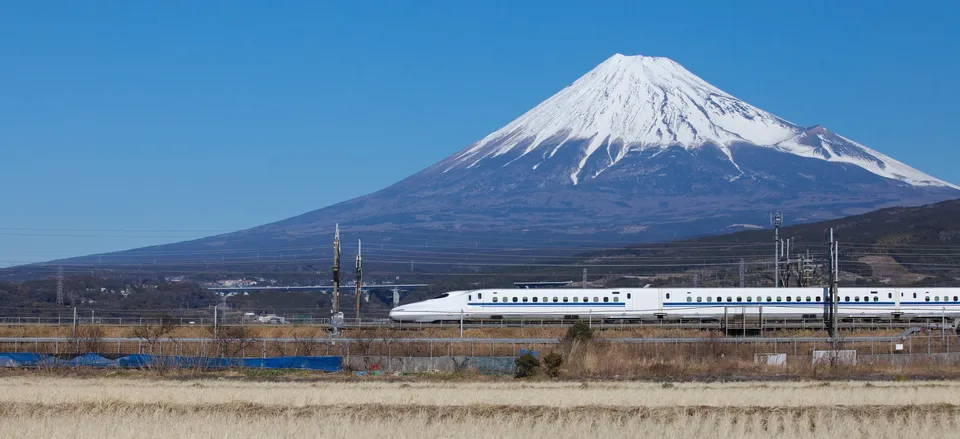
<box><xmin>2</xmin><ymin>314</ymin><xmax>954</xmax><ymax>332</ymax></box>
<box><xmin>0</xmin><ymin>333</ymin><xmax>957</xmax><ymax>359</ymax></box>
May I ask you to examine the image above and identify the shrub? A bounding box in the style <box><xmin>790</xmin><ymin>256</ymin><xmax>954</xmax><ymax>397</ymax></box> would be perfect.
<box><xmin>543</xmin><ymin>352</ymin><xmax>563</xmax><ymax>378</ymax></box>
<box><xmin>565</xmin><ymin>321</ymin><xmax>593</xmax><ymax>342</ymax></box>
<box><xmin>515</xmin><ymin>353</ymin><xmax>541</xmax><ymax>378</ymax></box>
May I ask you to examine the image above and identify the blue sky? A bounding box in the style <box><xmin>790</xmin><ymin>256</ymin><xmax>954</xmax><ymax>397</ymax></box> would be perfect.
<box><xmin>1</xmin><ymin>0</ymin><xmax>958</xmax><ymax>265</ymax></box>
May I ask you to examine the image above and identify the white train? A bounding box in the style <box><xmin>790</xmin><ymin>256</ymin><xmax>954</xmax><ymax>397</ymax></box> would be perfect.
<box><xmin>388</xmin><ymin>287</ymin><xmax>960</xmax><ymax>323</ymax></box>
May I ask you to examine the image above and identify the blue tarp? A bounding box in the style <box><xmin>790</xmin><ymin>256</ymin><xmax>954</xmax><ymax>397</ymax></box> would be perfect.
<box><xmin>0</xmin><ymin>353</ymin><xmax>342</xmax><ymax>372</ymax></box>
<box><xmin>241</xmin><ymin>356</ymin><xmax>342</xmax><ymax>371</ymax></box>
<box><xmin>61</xmin><ymin>353</ymin><xmax>116</xmax><ymax>367</ymax></box>
<box><xmin>0</xmin><ymin>353</ymin><xmax>48</xmax><ymax>367</ymax></box>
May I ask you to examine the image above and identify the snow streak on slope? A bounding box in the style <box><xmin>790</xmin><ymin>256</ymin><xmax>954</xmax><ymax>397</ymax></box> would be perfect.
<box><xmin>775</xmin><ymin>126</ymin><xmax>960</xmax><ymax>189</ymax></box>
<box><xmin>443</xmin><ymin>53</ymin><xmax>956</xmax><ymax>189</ymax></box>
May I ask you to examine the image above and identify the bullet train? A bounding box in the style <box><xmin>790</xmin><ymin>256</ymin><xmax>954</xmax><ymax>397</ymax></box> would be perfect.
<box><xmin>388</xmin><ymin>287</ymin><xmax>960</xmax><ymax>323</ymax></box>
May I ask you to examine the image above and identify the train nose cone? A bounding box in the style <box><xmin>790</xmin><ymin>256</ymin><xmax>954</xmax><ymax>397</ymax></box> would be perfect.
<box><xmin>389</xmin><ymin>307</ymin><xmax>404</xmax><ymax>320</ymax></box>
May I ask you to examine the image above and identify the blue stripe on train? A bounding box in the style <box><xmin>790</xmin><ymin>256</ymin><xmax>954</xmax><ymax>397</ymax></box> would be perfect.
<box><xmin>468</xmin><ymin>303</ymin><xmax>625</xmax><ymax>307</ymax></box>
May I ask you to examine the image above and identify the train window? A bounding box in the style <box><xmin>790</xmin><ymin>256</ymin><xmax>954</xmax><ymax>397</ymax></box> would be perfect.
<box><xmin>786</xmin><ymin>296</ymin><xmax>791</xmax><ymax>302</ymax></box>
<box><xmin>844</xmin><ymin>297</ymin><xmax>849</xmax><ymax>302</ymax></box>
<box><xmin>717</xmin><ymin>297</ymin><xmax>722</xmax><ymax>302</ymax></box>
<box><xmin>594</xmin><ymin>297</ymin><xmax>599</xmax><ymax>302</ymax></box>
<box><xmin>603</xmin><ymin>297</ymin><xmax>609</xmax><ymax>303</ymax></box>
<box><xmin>767</xmin><ymin>296</ymin><xmax>772</xmax><ymax>302</ymax></box>
<box><xmin>756</xmin><ymin>296</ymin><xmax>762</xmax><ymax>302</ymax></box>
<box><xmin>874</xmin><ymin>297</ymin><xmax>878</xmax><ymax>302</ymax></box>
<box><xmin>522</xmin><ymin>297</ymin><xmax>528</xmax><ymax>302</ymax></box>
<box><xmin>478</xmin><ymin>293</ymin><xmax>482</xmax><ymax>299</ymax></box>
<box><xmin>806</xmin><ymin>297</ymin><xmax>811</xmax><ymax>302</ymax></box>
<box><xmin>687</xmin><ymin>297</ymin><xmax>692</xmax><ymax>302</ymax></box>
<box><xmin>746</xmin><ymin>297</ymin><xmax>752</xmax><ymax>302</ymax></box>
<box><xmin>955</xmin><ymin>296</ymin><xmax>959</xmax><ymax>302</ymax></box>
<box><xmin>726</xmin><ymin>297</ymin><xmax>733</xmax><ymax>302</ymax></box>
<box><xmin>697</xmin><ymin>297</ymin><xmax>702</xmax><ymax>302</ymax></box>
<box><xmin>583</xmin><ymin>297</ymin><xmax>589</xmax><ymax>303</ymax></box>
<box><xmin>493</xmin><ymin>297</ymin><xmax>498</xmax><ymax>302</ymax></box>
<box><xmin>854</xmin><ymin>297</ymin><xmax>859</xmax><ymax>302</ymax></box>
<box><xmin>563</xmin><ymin>297</ymin><xmax>568</xmax><ymax>302</ymax></box>
<box><xmin>627</xmin><ymin>293</ymin><xmax>631</xmax><ymax>299</ymax></box>
<box><xmin>936</xmin><ymin>296</ymin><xmax>941</xmax><ymax>302</ymax></box>
<box><xmin>816</xmin><ymin>296</ymin><xmax>821</xmax><ymax>302</ymax></box>
<box><xmin>532</xmin><ymin>297</ymin><xmax>538</xmax><ymax>303</ymax></box>
<box><xmin>776</xmin><ymin>296</ymin><xmax>781</xmax><ymax>302</ymax></box>
<box><xmin>706</xmin><ymin>297</ymin><xmax>712</xmax><ymax>302</ymax></box>
<box><xmin>926</xmin><ymin>297</ymin><xmax>931</xmax><ymax>302</ymax></box>
<box><xmin>573</xmin><ymin>297</ymin><xmax>579</xmax><ymax>302</ymax></box>
<box><xmin>512</xmin><ymin>297</ymin><xmax>518</xmax><ymax>303</ymax></box>
<box><xmin>795</xmin><ymin>297</ymin><xmax>800</xmax><ymax>302</ymax></box>
<box><xmin>613</xmin><ymin>297</ymin><xmax>619</xmax><ymax>302</ymax></box>
<box><xmin>543</xmin><ymin>297</ymin><xmax>548</xmax><ymax>303</ymax></box>
<box><xmin>888</xmin><ymin>293</ymin><xmax>892</xmax><ymax>299</ymax></box>
<box><xmin>469</xmin><ymin>295</ymin><xmax>472</xmax><ymax>301</ymax></box>
<box><xmin>613</xmin><ymin>291</ymin><xmax>620</xmax><ymax>295</ymax></box>
<box><xmin>914</xmin><ymin>293</ymin><xmax>918</xmax><ymax>298</ymax></box>
<box><xmin>666</xmin><ymin>293</ymin><xmax>671</xmax><ymax>299</ymax></box>
<box><xmin>553</xmin><ymin>297</ymin><xmax>558</xmax><ymax>303</ymax></box>
<box><xmin>871</xmin><ymin>291</ymin><xmax>878</xmax><ymax>295</ymax></box>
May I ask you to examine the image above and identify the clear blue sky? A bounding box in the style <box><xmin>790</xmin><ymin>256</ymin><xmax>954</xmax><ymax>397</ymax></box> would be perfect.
<box><xmin>2</xmin><ymin>0</ymin><xmax>958</xmax><ymax>266</ymax></box>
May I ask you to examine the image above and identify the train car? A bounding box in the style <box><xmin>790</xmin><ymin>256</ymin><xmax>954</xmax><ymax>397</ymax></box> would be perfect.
<box><xmin>387</xmin><ymin>287</ymin><xmax>960</xmax><ymax>323</ymax></box>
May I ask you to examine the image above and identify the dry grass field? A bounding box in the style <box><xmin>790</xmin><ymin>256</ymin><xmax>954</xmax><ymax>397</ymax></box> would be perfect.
<box><xmin>0</xmin><ymin>378</ymin><xmax>958</xmax><ymax>438</ymax></box>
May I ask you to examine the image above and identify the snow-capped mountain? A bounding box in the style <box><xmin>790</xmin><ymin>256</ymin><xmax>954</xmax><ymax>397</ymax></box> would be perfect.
<box><xmin>443</xmin><ymin>54</ymin><xmax>955</xmax><ymax>189</ymax></box>
<box><xmin>58</xmin><ymin>54</ymin><xmax>960</xmax><ymax>266</ymax></box>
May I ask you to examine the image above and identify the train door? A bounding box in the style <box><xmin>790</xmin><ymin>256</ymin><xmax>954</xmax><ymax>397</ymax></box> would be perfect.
<box><xmin>657</xmin><ymin>289</ymin><xmax>666</xmax><ymax>315</ymax></box>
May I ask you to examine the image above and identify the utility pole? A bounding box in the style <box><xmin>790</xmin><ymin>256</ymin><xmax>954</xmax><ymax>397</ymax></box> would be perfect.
<box><xmin>355</xmin><ymin>239</ymin><xmax>362</xmax><ymax>323</ymax></box>
<box><xmin>56</xmin><ymin>267</ymin><xmax>64</xmax><ymax>306</ymax></box>
<box><xmin>582</xmin><ymin>268</ymin><xmax>587</xmax><ymax>287</ymax></box>
<box><xmin>827</xmin><ymin>228</ymin><xmax>839</xmax><ymax>338</ymax></box>
<box><xmin>772</xmin><ymin>213</ymin><xmax>783</xmax><ymax>287</ymax></box>
<box><xmin>782</xmin><ymin>238</ymin><xmax>791</xmax><ymax>287</ymax></box>
<box><xmin>332</xmin><ymin>224</ymin><xmax>341</xmax><ymax>316</ymax></box>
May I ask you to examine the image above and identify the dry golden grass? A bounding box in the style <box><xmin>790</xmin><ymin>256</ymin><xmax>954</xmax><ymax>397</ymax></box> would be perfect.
<box><xmin>0</xmin><ymin>378</ymin><xmax>959</xmax><ymax>438</ymax></box>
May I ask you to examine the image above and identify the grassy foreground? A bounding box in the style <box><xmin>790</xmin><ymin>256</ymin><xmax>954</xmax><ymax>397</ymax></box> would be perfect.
<box><xmin>1</xmin><ymin>378</ymin><xmax>959</xmax><ymax>438</ymax></box>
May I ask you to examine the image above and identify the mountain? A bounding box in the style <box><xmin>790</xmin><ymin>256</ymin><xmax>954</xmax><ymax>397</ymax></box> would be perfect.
<box><xmin>507</xmin><ymin>198</ymin><xmax>960</xmax><ymax>288</ymax></box>
<box><xmin>29</xmin><ymin>54</ymin><xmax>960</xmax><ymax>267</ymax></box>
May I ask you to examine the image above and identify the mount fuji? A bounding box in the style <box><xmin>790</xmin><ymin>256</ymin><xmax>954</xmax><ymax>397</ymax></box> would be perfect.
<box><xmin>55</xmin><ymin>54</ymin><xmax>960</xmax><ymax>265</ymax></box>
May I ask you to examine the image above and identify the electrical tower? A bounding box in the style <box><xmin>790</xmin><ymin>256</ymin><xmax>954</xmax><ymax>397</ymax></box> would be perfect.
<box><xmin>355</xmin><ymin>239</ymin><xmax>363</xmax><ymax>323</ymax></box>
<box><xmin>56</xmin><ymin>267</ymin><xmax>64</xmax><ymax>306</ymax></box>
<box><xmin>739</xmin><ymin>259</ymin><xmax>745</xmax><ymax>288</ymax></box>
<box><xmin>827</xmin><ymin>228</ymin><xmax>839</xmax><ymax>338</ymax></box>
<box><xmin>771</xmin><ymin>212</ymin><xmax>783</xmax><ymax>287</ymax></box>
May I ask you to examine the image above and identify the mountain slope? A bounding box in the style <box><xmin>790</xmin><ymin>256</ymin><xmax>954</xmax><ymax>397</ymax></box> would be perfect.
<box><xmin>31</xmin><ymin>54</ymin><xmax>960</xmax><ymax>266</ymax></box>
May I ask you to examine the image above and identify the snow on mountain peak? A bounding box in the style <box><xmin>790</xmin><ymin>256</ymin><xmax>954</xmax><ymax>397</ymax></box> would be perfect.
<box><xmin>443</xmin><ymin>54</ymin><xmax>956</xmax><ymax>189</ymax></box>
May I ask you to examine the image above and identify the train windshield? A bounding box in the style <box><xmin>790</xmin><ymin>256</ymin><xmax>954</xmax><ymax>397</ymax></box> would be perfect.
<box><xmin>432</xmin><ymin>293</ymin><xmax>450</xmax><ymax>299</ymax></box>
